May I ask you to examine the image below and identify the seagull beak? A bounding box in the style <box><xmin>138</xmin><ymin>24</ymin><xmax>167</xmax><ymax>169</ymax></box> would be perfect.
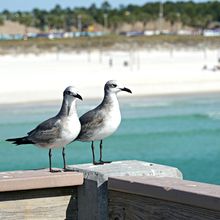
<box><xmin>75</xmin><ymin>93</ymin><xmax>83</xmax><ymax>100</ymax></box>
<box><xmin>120</xmin><ymin>87</ymin><xmax>132</xmax><ymax>93</ymax></box>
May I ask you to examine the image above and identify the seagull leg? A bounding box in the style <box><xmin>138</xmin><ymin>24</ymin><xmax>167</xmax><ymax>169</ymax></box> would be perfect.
<box><xmin>91</xmin><ymin>141</ymin><xmax>103</xmax><ymax>165</ymax></box>
<box><xmin>99</xmin><ymin>140</ymin><xmax>112</xmax><ymax>164</ymax></box>
<box><xmin>91</xmin><ymin>141</ymin><xmax>96</xmax><ymax>164</ymax></box>
<box><xmin>62</xmin><ymin>147</ymin><xmax>67</xmax><ymax>170</ymax></box>
<box><xmin>49</xmin><ymin>149</ymin><xmax>61</xmax><ymax>173</ymax></box>
<box><xmin>99</xmin><ymin>140</ymin><xmax>103</xmax><ymax>162</ymax></box>
<box><xmin>62</xmin><ymin>147</ymin><xmax>73</xmax><ymax>172</ymax></box>
<box><xmin>49</xmin><ymin>149</ymin><xmax>52</xmax><ymax>172</ymax></box>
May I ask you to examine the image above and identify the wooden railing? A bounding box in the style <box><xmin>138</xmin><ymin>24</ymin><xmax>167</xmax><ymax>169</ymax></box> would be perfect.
<box><xmin>0</xmin><ymin>169</ymin><xmax>83</xmax><ymax>220</ymax></box>
<box><xmin>1</xmin><ymin>161</ymin><xmax>220</xmax><ymax>220</ymax></box>
<box><xmin>108</xmin><ymin>176</ymin><xmax>220</xmax><ymax>220</ymax></box>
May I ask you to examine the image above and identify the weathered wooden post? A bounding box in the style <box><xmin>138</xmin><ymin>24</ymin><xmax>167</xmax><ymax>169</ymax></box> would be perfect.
<box><xmin>69</xmin><ymin>160</ymin><xmax>182</xmax><ymax>220</ymax></box>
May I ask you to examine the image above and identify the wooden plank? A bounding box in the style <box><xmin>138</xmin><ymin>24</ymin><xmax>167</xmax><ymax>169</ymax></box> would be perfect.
<box><xmin>108</xmin><ymin>176</ymin><xmax>220</xmax><ymax>212</ymax></box>
<box><xmin>0</xmin><ymin>187</ymin><xmax>77</xmax><ymax>220</ymax></box>
<box><xmin>0</xmin><ymin>186</ymin><xmax>75</xmax><ymax>201</ymax></box>
<box><xmin>109</xmin><ymin>190</ymin><xmax>220</xmax><ymax>220</ymax></box>
<box><xmin>0</xmin><ymin>169</ymin><xmax>83</xmax><ymax>192</ymax></box>
<box><xmin>0</xmin><ymin>168</ymin><xmax>82</xmax><ymax>219</ymax></box>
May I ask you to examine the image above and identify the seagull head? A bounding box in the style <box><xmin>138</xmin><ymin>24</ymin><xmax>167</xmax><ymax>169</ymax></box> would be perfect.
<box><xmin>104</xmin><ymin>80</ymin><xmax>132</xmax><ymax>94</ymax></box>
<box><xmin>63</xmin><ymin>86</ymin><xmax>83</xmax><ymax>101</ymax></box>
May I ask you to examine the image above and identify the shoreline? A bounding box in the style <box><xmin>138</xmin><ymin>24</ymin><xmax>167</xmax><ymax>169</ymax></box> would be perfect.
<box><xmin>1</xmin><ymin>90</ymin><xmax>220</xmax><ymax>107</ymax></box>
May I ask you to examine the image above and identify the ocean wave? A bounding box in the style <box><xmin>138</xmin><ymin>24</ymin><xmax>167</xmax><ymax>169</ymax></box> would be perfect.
<box><xmin>185</xmin><ymin>112</ymin><xmax>220</xmax><ymax>120</ymax></box>
<box><xmin>129</xmin><ymin>102</ymin><xmax>172</xmax><ymax>108</ymax></box>
<box><xmin>118</xmin><ymin>128</ymin><xmax>220</xmax><ymax>137</ymax></box>
<box><xmin>124</xmin><ymin>113</ymin><xmax>216</xmax><ymax>120</ymax></box>
<box><xmin>0</xmin><ymin>121</ymin><xmax>39</xmax><ymax>126</ymax></box>
<box><xmin>206</xmin><ymin>112</ymin><xmax>220</xmax><ymax>120</ymax></box>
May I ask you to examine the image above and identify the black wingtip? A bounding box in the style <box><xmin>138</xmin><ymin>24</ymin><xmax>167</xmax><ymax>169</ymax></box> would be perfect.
<box><xmin>6</xmin><ymin>138</ymin><xmax>16</xmax><ymax>142</ymax></box>
<box><xmin>6</xmin><ymin>137</ymin><xmax>33</xmax><ymax>146</ymax></box>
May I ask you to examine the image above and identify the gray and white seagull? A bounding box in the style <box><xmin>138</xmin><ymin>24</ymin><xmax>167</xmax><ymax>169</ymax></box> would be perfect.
<box><xmin>76</xmin><ymin>80</ymin><xmax>132</xmax><ymax>165</ymax></box>
<box><xmin>6</xmin><ymin>86</ymin><xmax>82</xmax><ymax>172</ymax></box>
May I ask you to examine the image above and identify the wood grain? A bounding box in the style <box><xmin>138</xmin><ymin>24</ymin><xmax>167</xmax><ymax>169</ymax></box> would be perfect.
<box><xmin>0</xmin><ymin>187</ymin><xmax>77</xmax><ymax>220</ymax></box>
<box><xmin>108</xmin><ymin>176</ymin><xmax>220</xmax><ymax>212</ymax></box>
<box><xmin>109</xmin><ymin>190</ymin><xmax>220</xmax><ymax>220</ymax></box>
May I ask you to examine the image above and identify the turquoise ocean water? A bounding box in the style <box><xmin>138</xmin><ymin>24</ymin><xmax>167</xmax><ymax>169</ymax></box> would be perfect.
<box><xmin>1</xmin><ymin>93</ymin><xmax>220</xmax><ymax>185</ymax></box>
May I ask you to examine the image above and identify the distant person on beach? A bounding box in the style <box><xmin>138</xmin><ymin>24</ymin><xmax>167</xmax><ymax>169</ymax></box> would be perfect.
<box><xmin>109</xmin><ymin>58</ymin><xmax>113</xmax><ymax>67</ymax></box>
<box><xmin>123</xmin><ymin>61</ymin><xmax>129</xmax><ymax>67</ymax></box>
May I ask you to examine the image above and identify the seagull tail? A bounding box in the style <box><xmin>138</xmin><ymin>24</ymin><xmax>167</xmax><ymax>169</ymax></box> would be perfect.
<box><xmin>6</xmin><ymin>136</ymin><xmax>33</xmax><ymax>146</ymax></box>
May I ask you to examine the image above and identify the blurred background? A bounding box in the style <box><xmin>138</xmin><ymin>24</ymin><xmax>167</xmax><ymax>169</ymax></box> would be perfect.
<box><xmin>1</xmin><ymin>0</ymin><xmax>220</xmax><ymax>185</ymax></box>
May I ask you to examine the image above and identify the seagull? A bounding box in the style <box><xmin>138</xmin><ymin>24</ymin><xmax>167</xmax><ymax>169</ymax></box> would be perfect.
<box><xmin>6</xmin><ymin>86</ymin><xmax>82</xmax><ymax>172</ymax></box>
<box><xmin>76</xmin><ymin>80</ymin><xmax>132</xmax><ymax>165</ymax></box>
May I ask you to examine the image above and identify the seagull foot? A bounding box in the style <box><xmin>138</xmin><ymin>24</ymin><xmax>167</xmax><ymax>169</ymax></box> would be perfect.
<box><xmin>63</xmin><ymin>167</ymin><xmax>74</xmax><ymax>172</ymax></box>
<box><xmin>99</xmin><ymin>160</ymin><xmax>112</xmax><ymax>164</ymax></box>
<box><xmin>50</xmin><ymin>168</ymin><xmax>62</xmax><ymax>173</ymax></box>
<box><xmin>93</xmin><ymin>161</ymin><xmax>104</xmax><ymax>165</ymax></box>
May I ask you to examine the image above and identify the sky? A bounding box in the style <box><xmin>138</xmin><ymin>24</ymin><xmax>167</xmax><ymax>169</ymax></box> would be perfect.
<box><xmin>0</xmin><ymin>0</ymin><xmax>147</xmax><ymax>12</ymax></box>
<box><xmin>0</xmin><ymin>0</ymin><xmax>205</xmax><ymax>12</ymax></box>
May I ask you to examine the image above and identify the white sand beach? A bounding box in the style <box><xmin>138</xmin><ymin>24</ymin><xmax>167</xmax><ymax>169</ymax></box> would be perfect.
<box><xmin>1</xmin><ymin>49</ymin><xmax>220</xmax><ymax>104</ymax></box>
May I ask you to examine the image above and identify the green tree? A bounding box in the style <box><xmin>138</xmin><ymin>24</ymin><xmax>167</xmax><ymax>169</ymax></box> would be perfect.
<box><xmin>64</xmin><ymin>7</ymin><xmax>75</xmax><ymax>31</ymax></box>
<box><xmin>2</xmin><ymin>10</ymin><xmax>12</xmax><ymax>20</ymax></box>
<box><xmin>89</xmin><ymin>3</ymin><xmax>97</xmax><ymax>17</ymax></box>
<box><xmin>101</xmin><ymin>1</ymin><xmax>111</xmax><ymax>13</ymax></box>
<box><xmin>19</xmin><ymin>13</ymin><xmax>33</xmax><ymax>27</ymax></box>
<box><xmin>166</xmin><ymin>12</ymin><xmax>179</xmax><ymax>26</ymax></box>
<box><xmin>32</xmin><ymin>8</ymin><xmax>48</xmax><ymax>30</ymax></box>
<box><xmin>1</xmin><ymin>1</ymin><xmax>220</xmax><ymax>32</ymax></box>
<box><xmin>110</xmin><ymin>15</ymin><xmax>122</xmax><ymax>29</ymax></box>
<box><xmin>180</xmin><ymin>14</ymin><xmax>191</xmax><ymax>26</ymax></box>
<box><xmin>51</xmin><ymin>4</ymin><xmax>62</xmax><ymax>16</ymax></box>
<box><xmin>0</xmin><ymin>16</ymin><xmax>4</xmax><ymax>25</ymax></box>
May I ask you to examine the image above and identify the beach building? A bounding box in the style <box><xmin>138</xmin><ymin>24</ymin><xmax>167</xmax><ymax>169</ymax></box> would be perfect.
<box><xmin>0</xmin><ymin>20</ymin><xmax>40</xmax><ymax>40</ymax></box>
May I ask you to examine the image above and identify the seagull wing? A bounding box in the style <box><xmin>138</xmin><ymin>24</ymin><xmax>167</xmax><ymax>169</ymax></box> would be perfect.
<box><xmin>77</xmin><ymin>109</ymin><xmax>104</xmax><ymax>140</ymax></box>
<box><xmin>27</xmin><ymin>117</ymin><xmax>61</xmax><ymax>145</ymax></box>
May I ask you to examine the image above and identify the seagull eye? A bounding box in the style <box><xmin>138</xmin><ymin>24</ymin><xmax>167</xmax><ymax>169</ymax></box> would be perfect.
<box><xmin>66</xmin><ymin>91</ymin><xmax>71</xmax><ymax>95</ymax></box>
<box><xmin>111</xmin><ymin>84</ymin><xmax>117</xmax><ymax>88</ymax></box>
